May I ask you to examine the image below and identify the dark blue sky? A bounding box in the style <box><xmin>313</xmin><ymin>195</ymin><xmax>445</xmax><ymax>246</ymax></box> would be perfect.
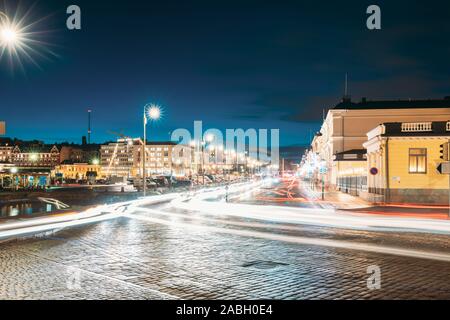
<box><xmin>1</xmin><ymin>0</ymin><xmax>450</xmax><ymax>146</ymax></box>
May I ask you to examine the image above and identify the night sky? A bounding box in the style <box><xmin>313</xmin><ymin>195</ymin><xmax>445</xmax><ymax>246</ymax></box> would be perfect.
<box><xmin>1</xmin><ymin>0</ymin><xmax>450</xmax><ymax>146</ymax></box>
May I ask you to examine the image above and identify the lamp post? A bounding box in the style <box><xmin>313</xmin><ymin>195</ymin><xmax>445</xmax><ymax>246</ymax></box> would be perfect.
<box><xmin>198</xmin><ymin>134</ymin><xmax>214</xmax><ymax>185</ymax></box>
<box><xmin>189</xmin><ymin>140</ymin><xmax>198</xmax><ymax>185</ymax></box>
<box><xmin>201</xmin><ymin>140</ymin><xmax>205</xmax><ymax>185</ymax></box>
<box><xmin>142</xmin><ymin>104</ymin><xmax>161</xmax><ymax>197</ymax></box>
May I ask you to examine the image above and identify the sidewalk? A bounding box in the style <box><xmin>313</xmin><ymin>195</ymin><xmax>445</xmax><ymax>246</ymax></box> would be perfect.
<box><xmin>302</xmin><ymin>182</ymin><xmax>371</xmax><ymax>209</ymax></box>
<box><xmin>343</xmin><ymin>205</ymin><xmax>450</xmax><ymax>220</ymax></box>
<box><xmin>321</xmin><ymin>190</ymin><xmax>372</xmax><ymax>209</ymax></box>
<box><xmin>304</xmin><ymin>183</ymin><xmax>450</xmax><ymax>220</ymax></box>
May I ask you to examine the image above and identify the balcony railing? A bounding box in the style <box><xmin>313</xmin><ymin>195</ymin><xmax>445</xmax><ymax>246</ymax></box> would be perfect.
<box><xmin>401</xmin><ymin>122</ymin><xmax>432</xmax><ymax>132</ymax></box>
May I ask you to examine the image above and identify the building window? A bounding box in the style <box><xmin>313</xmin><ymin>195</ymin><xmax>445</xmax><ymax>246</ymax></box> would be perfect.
<box><xmin>409</xmin><ymin>148</ymin><xmax>427</xmax><ymax>174</ymax></box>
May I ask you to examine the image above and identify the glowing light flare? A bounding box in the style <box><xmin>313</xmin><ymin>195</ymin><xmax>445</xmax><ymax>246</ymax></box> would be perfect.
<box><xmin>205</xmin><ymin>134</ymin><xmax>214</xmax><ymax>142</ymax></box>
<box><xmin>145</xmin><ymin>104</ymin><xmax>162</xmax><ymax>121</ymax></box>
<box><xmin>0</xmin><ymin>9</ymin><xmax>55</xmax><ymax>70</ymax></box>
<box><xmin>0</xmin><ymin>25</ymin><xmax>18</xmax><ymax>46</ymax></box>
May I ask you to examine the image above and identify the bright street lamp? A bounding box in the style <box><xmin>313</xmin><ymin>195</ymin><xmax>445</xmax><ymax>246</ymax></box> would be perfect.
<box><xmin>147</xmin><ymin>105</ymin><xmax>161</xmax><ymax>120</ymax></box>
<box><xmin>0</xmin><ymin>10</ymin><xmax>52</xmax><ymax>69</ymax></box>
<box><xmin>0</xmin><ymin>12</ymin><xmax>21</xmax><ymax>49</ymax></box>
<box><xmin>142</xmin><ymin>103</ymin><xmax>161</xmax><ymax>196</ymax></box>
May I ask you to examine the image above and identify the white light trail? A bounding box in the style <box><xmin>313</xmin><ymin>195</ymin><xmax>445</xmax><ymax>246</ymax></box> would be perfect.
<box><xmin>3</xmin><ymin>181</ymin><xmax>450</xmax><ymax>264</ymax></box>
<box><xmin>0</xmin><ymin>193</ymin><xmax>181</xmax><ymax>240</ymax></box>
<box><xmin>170</xmin><ymin>196</ymin><xmax>450</xmax><ymax>235</ymax></box>
<box><xmin>123</xmin><ymin>210</ymin><xmax>450</xmax><ymax>263</ymax></box>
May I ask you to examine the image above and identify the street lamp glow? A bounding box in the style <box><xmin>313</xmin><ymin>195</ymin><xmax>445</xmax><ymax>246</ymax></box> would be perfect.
<box><xmin>0</xmin><ymin>10</ymin><xmax>52</xmax><ymax>69</ymax></box>
<box><xmin>142</xmin><ymin>103</ymin><xmax>164</xmax><ymax>197</ymax></box>
<box><xmin>92</xmin><ymin>159</ymin><xmax>99</xmax><ymax>165</ymax></box>
<box><xmin>205</xmin><ymin>134</ymin><xmax>214</xmax><ymax>142</ymax></box>
<box><xmin>0</xmin><ymin>26</ymin><xmax>18</xmax><ymax>45</ymax></box>
<box><xmin>146</xmin><ymin>105</ymin><xmax>161</xmax><ymax>120</ymax></box>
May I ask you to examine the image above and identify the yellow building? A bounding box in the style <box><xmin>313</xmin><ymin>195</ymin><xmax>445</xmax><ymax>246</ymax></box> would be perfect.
<box><xmin>312</xmin><ymin>97</ymin><xmax>450</xmax><ymax>189</ymax></box>
<box><xmin>52</xmin><ymin>162</ymin><xmax>103</xmax><ymax>182</ymax></box>
<box><xmin>363</xmin><ymin>121</ymin><xmax>450</xmax><ymax>204</ymax></box>
<box><xmin>333</xmin><ymin>149</ymin><xmax>367</xmax><ymax>196</ymax></box>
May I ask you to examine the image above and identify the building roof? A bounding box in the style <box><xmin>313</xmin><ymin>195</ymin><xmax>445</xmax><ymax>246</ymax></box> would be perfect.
<box><xmin>16</xmin><ymin>145</ymin><xmax>59</xmax><ymax>153</ymax></box>
<box><xmin>382</xmin><ymin>121</ymin><xmax>450</xmax><ymax>137</ymax></box>
<box><xmin>333</xmin><ymin>97</ymin><xmax>450</xmax><ymax>110</ymax></box>
<box><xmin>334</xmin><ymin>149</ymin><xmax>366</xmax><ymax>156</ymax></box>
<box><xmin>334</xmin><ymin>149</ymin><xmax>367</xmax><ymax>162</ymax></box>
<box><xmin>145</xmin><ymin>141</ymin><xmax>178</xmax><ymax>146</ymax></box>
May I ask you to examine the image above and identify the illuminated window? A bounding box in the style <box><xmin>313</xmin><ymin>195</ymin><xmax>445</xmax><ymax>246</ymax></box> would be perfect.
<box><xmin>409</xmin><ymin>148</ymin><xmax>427</xmax><ymax>173</ymax></box>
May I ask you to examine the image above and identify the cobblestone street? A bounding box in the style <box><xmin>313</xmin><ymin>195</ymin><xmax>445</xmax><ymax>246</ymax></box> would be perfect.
<box><xmin>1</xmin><ymin>207</ymin><xmax>450</xmax><ymax>299</ymax></box>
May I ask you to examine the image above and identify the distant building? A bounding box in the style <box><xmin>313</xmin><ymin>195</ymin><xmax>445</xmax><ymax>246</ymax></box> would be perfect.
<box><xmin>363</xmin><ymin>121</ymin><xmax>450</xmax><ymax>204</ymax></box>
<box><xmin>11</xmin><ymin>145</ymin><xmax>60</xmax><ymax>168</ymax></box>
<box><xmin>100</xmin><ymin>138</ymin><xmax>193</xmax><ymax>178</ymax></box>
<box><xmin>0</xmin><ymin>143</ymin><xmax>60</xmax><ymax>188</ymax></box>
<box><xmin>59</xmin><ymin>145</ymin><xmax>99</xmax><ymax>164</ymax></box>
<box><xmin>52</xmin><ymin>162</ymin><xmax>103</xmax><ymax>182</ymax></box>
<box><xmin>100</xmin><ymin>139</ymin><xmax>138</xmax><ymax>178</ymax></box>
<box><xmin>0</xmin><ymin>144</ymin><xmax>13</xmax><ymax>162</ymax></box>
<box><xmin>0</xmin><ymin>121</ymin><xmax>5</xmax><ymax>136</ymax></box>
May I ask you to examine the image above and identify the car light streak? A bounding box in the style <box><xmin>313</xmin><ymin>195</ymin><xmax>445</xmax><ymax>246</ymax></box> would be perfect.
<box><xmin>0</xmin><ymin>210</ymin><xmax>123</xmax><ymax>239</ymax></box>
<box><xmin>122</xmin><ymin>210</ymin><xmax>450</xmax><ymax>263</ymax></box>
<box><xmin>0</xmin><ymin>192</ymin><xmax>181</xmax><ymax>239</ymax></box>
<box><xmin>169</xmin><ymin>196</ymin><xmax>450</xmax><ymax>235</ymax></box>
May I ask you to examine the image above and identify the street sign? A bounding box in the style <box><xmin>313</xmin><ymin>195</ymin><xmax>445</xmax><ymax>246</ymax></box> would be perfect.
<box><xmin>370</xmin><ymin>167</ymin><xmax>378</xmax><ymax>175</ymax></box>
<box><xmin>437</xmin><ymin>162</ymin><xmax>450</xmax><ymax>174</ymax></box>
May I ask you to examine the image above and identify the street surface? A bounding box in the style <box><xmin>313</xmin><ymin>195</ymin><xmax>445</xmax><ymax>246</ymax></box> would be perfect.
<box><xmin>1</xmin><ymin>179</ymin><xmax>450</xmax><ymax>299</ymax></box>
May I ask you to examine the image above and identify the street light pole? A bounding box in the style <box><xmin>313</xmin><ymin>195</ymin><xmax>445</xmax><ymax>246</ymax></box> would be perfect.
<box><xmin>142</xmin><ymin>112</ymin><xmax>147</xmax><ymax>196</ymax></box>
<box><xmin>201</xmin><ymin>141</ymin><xmax>205</xmax><ymax>185</ymax></box>
<box><xmin>142</xmin><ymin>104</ymin><xmax>161</xmax><ymax>197</ymax></box>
